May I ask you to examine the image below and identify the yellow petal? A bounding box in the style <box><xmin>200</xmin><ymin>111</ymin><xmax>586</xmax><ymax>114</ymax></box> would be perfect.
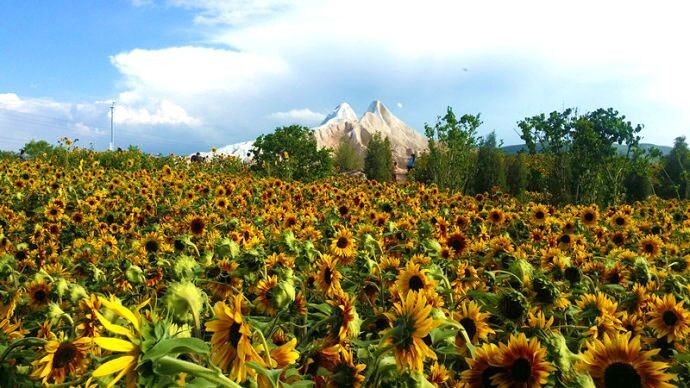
<box><xmin>99</xmin><ymin>297</ymin><xmax>141</xmax><ymax>333</ymax></box>
<box><xmin>92</xmin><ymin>354</ymin><xmax>136</xmax><ymax>377</ymax></box>
<box><xmin>94</xmin><ymin>337</ymin><xmax>138</xmax><ymax>353</ymax></box>
<box><xmin>95</xmin><ymin>311</ymin><xmax>135</xmax><ymax>338</ymax></box>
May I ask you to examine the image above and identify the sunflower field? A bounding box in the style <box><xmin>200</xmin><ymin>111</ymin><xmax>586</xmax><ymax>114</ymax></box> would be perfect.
<box><xmin>1</xmin><ymin>151</ymin><xmax>690</xmax><ymax>388</ymax></box>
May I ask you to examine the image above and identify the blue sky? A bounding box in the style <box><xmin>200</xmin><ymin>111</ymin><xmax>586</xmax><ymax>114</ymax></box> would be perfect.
<box><xmin>1</xmin><ymin>1</ymin><xmax>688</xmax><ymax>154</ymax></box>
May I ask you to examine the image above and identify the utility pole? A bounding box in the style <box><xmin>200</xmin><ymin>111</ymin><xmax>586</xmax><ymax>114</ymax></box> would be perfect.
<box><xmin>109</xmin><ymin>102</ymin><xmax>115</xmax><ymax>151</ymax></box>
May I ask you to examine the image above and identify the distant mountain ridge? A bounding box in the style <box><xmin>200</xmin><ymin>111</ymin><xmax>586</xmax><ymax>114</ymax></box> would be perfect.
<box><xmin>501</xmin><ymin>143</ymin><xmax>672</xmax><ymax>155</ymax></box>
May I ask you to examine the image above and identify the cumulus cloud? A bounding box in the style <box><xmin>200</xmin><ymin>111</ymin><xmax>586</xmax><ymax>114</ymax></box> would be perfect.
<box><xmin>396</xmin><ymin>102</ymin><xmax>403</xmax><ymax>109</ymax></box>
<box><xmin>113</xmin><ymin>100</ymin><xmax>202</xmax><ymax>126</ymax></box>
<box><xmin>268</xmin><ymin>108</ymin><xmax>325</xmax><ymax>124</ymax></box>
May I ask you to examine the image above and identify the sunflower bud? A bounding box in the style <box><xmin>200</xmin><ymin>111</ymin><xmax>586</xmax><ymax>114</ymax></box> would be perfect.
<box><xmin>69</xmin><ymin>283</ymin><xmax>88</xmax><ymax>303</ymax></box>
<box><xmin>271</xmin><ymin>281</ymin><xmax>296</xmax><ymax>310</ymax></box>
<box><xmin>54</xmin><ymin>278</ymin><xmax>70</xmax><ymax>298</ymax></box>
<box><xmin>215</xmin><ymin>238</ymin><xmax>240</xmax><ymax>259</ymax></box>
<box><xmin>125</xmin><ymin>265</ymin><xmax>145</xmax><ymax>284</ymax></box>
<box><xmin>47</xmin><ymin>303</ymin><xmax>72</xmax><ymax>326</ymax></box>
<box><xmin>164</xmin><ymin>281</ymin><xmax>206</xmax><ymax>329</ymax></box>
<box><xmin>173</xmin><ymin>255</ymin><xmax>199</xmax><ymax>280</ymax></box>
<box><xmin>509</xmin><ymin>258</ymin><xmax>534</xmax><ymax>283</ymax></box>
<box><xmin>422</xmin><ymin>239</ymin><xmax>442</xmax><ymax>256</ymax></box>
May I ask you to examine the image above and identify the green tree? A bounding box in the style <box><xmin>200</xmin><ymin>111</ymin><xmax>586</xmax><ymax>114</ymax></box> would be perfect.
<box><xmin>506</xmin><ymin>153</ymin><xmax>528</xmax><ymax>198</ymax></box>
<box><xmin>22</xmin><ymin>140</ymin><xmax>55</xmax><ymax>158</ymax></box>
<box><xmin>473</xmin><ymin>131</ymin><xmax>506</xmax><ymax>194</ymax></box>
<box><xmin>659</xmin><ymin>136</ymin><xmax>690</xmax><ymax>199</ymax></box>
<box><xmin>363</xmin><ymin>133</ymin><xmax>393</xmax><ymax>182</ymax></box>
<box><xmin>423</xmin><ymin>108</ymin><xmax>481</xmax><ymax>192</ymax></box>
<box><xmin>250</xmin><ymin>125</ymin><xmax>333</xmax><ymax>181</ymax></box>
<box><xmin>333</xmin><ymin>135</ymin><xmax>363</xmax><ymax>173</ymax></box>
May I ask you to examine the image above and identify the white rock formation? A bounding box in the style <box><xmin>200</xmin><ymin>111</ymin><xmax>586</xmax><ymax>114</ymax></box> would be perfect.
<box><xmin>200</xmin><ymin>100</ymin><xmax>428</xmax><ymax>168</ymax></box>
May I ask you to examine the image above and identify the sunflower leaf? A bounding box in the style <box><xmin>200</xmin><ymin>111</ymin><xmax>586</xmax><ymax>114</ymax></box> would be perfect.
<box><xmin>142</xmin><ymin>337</ymin><xmax>209</xmax><ymax>362</ymax></box>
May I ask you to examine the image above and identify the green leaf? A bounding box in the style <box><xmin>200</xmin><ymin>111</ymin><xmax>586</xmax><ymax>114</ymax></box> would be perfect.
<box><xmin>143</xmin><ymin>337</ymin><xmax>209</xmax><ymax>362</ymax></box>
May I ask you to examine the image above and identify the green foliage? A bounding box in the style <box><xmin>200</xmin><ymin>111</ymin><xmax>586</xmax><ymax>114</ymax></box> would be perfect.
<box><xmin>363</xmin><ymin>133</ymin><xmax>393</xmax><ymax>182</ymax></box>
<box><xmin>250</xmin><ymin>125</ymin><xmax>333</xmax><ymax>182</ymax></box>
<box><xmin>473</xmin><ymin>131</ymin><xmax>506</xmax><ymax>193</ymax></box>
<box><xmin>506</xmin><ymin>153</ymin><xmax>528</xmax><ymax>198</ymax></box>
<box><xmin>22</xmin><ymin>140</ymin><xmax>56</xmax><ymax>158</ymax></box>
<box><xmin>421</xmin><ymin>107</ymin><xmax>481</xmax><ymax>192</ymax></box>
<box><xmin>658</xmin><ymin>137</ymin><xmax>690</xmax><ymax>199</ymax></box>
<box><xmin>333</xmin><ymin>135</ymin><xmax>363</xmax><ymax>173</ymax></box>
<box><xmin>518</xmin><ymin>108</ymin><xmax>644</xmax><ymax>205</ymax></box>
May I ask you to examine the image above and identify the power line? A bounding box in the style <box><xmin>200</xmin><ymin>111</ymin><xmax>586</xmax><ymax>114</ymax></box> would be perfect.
<box><xmin>109</xmin><ymin>102</ymin><xmax>115</xmax><ymax>151</ymax></box>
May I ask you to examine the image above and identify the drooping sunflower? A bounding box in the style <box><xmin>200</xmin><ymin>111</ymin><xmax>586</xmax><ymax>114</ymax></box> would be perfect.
<box><xmin>254</xmin><ymin>275</ymin><xmax>281</xmax><ymax>316</ymax></box>
<box><xmin>460</xmin><ymin>342</ymin><xmax>502</xmax><ymax>388</ymax></box>
<box><xmin>487</xmin><ymin>208</ymin><xmax>506</xmax><ymax>226</ymax></box>
<box><xmin>185</xmin><ymin>213</ymin><xmax>207</xmax><ymax>236</ymax></box>
<box><xmin>491</xmin><ymin>333</ymin><xmax>555</xmax><ymax>388</ymax></box>
<box><xmin>330</xmin><ymin>347</ymin><xmax>366</xmax><ymax>388</ymax></box>
<box><xmin>648</xmin><ymin>294</ymin><xmax>690</xmax><ymax>342</ymax></box>
<box><xmin>453</xmin><ymin>300</ymin><xmax>495</xmax><ymax>348</ymax></box>
<box><xmin>31</xmin><ymin>334</ymin><xmax>91</xmax><ymax>384</ymax></box>
<box><xmin>445</xmin><ymin>231</ymin><xmax>469</xmax><ymax>257</ymax></box>
<box><xmin>395</xmin><ymin>261</ymin><xmax>436</xmax><ymax>295</ymax></box>
<box><xmin>330</xmin><ymin>228</ymin><xmax>356</xmax><ymax>264</ymax></box>
<box><xmin>205</xmin><ymin>295</ymin><xmax>264</xmax><ymax>382</ymax></box>
<box><xmin>327</xmin><ymin>292</ymin><xmax>360</xmax><ymax>343</ymax></box>
<box><xmin>315</xmin><ymin>254</ymin><xmax>343</xmax><ymax>298</ymax></box>
<box><xmin>579</xmin><ymin>332</ymin><xmax>675</xmax><ymax>388</ymax></box>
<box><xmin>383</xmin><ymin>291</ymin><xmax>439</xmax><ymax>372</ymax></box>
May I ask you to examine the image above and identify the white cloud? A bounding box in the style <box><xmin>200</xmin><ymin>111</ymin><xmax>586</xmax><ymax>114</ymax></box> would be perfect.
<box><xmin>73</xmin><ymin>122</ymin><xmax>106</xmax><ymax>137</ymax></box>
<box><xmin>168</xmin><ymin>0</ymin><xmax>292</xmax><ymax>25</ymax></box>
<box><xmin>268</xmin><ymin>108</ymin><xmax>325</xmax><ymax>124</ymax></box>
<box><xmin>113</xmin><ymin>100</ymin><xmax>202</xmax><ymax>126</ymax></box>
<box><xmin>396</xmin><ymin>102</ymin><xmax>403</xmax><ymax>109</ymax></box>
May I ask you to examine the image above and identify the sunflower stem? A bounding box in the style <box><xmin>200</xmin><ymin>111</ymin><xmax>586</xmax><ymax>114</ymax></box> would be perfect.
<box><xmin>156</xmin><ymin>356</ymin><xmax>242</xmax><ymax>388</ymax></box>
<box><xmin>0</xmin><ymin>337</ymin><xmax>47</xmax><ymax>364</ymax></box>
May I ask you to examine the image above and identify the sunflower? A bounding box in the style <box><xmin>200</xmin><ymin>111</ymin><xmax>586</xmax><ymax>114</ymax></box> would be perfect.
<box><xmin>327</xmin><ymin>292</ymin><xmax>360</xmax><ymax>343</ymax></box>
<box><xmin>648</xmin><ymin>294</ymin><xmax>690</xmax><ymax>342</ymax></box>
<box><xmin>491</xmin><ymin>333</ymin><xmax>554</xmax><ymax>388</ymax></box>
<box><xmin>445</xmin><ymin>231</ymin><xmax>468</xmax><ymax>257</ymax></box>
<box><xmin>610</xmin><ymin>212</ymin><xmax>631</xmax><ymax>229</ymax></box>
<box><xmin>31</xmin><ymin>334</ymin><xmax>91</xmax><ymax>384</ymax></box>
<box><xmin>254</xmin><ymin>275</ymin><xmax>281</xmax><ymax>316</ymax></box>
<box><xmin>140</xmin><ymin>231</ymin><xmax>168</xmax><ymax>255</ymax></box>
<box><xmin>487</xmin><ymin>208</ymin><xmax>506</xmax><ymax>226</ymax></box>
<box><xmin>579</xmin><ymin>332</ymin><xmax>675</xmax><ymax>388</ymax></box>
<box><xmin>460</xmin><ymin>342</ymin><xmax>502</xmax><ymax>388</ymax></box>
<box><xmin>638</xmin><ymin>235</ymin><xmax>663</xmax><ymax>258</ymax></box>
<box><xmin>91</xmin><ymin>296</ymin><xmax>146</xmax><ymax>388</ymax></box>
<box><xmin>330</xmin><ymin>347</ymin><xmax>366</xmax><ymax>388</ymax></box>
<box><xmin>580</xmin><ymin>205</ymin><xmax>599</xmax><ymax>227</ymax></box>
<box><xmin>27</xmin><ymin>279</ymin><xmax>52</xmax><ymax>309</ymax></box>
<box><xmin>530</xmin><ymin>204</ymin><xmax>549</xmax><ymax>225</ymax></box>
<box><xmin>453</xmin><ymin>300</ymin><xmax>494</xmax><ymax>348</ymax></box>
<box><xmin>44</xmin><ymin>203</ymin><xmax>64</xmax><ymax>222</ymax></box>
<box><xmin>315</xmin><ymin>254</ymin><xmax>343</xmax><ymax>298</ymax></box>
<box><xmin>205</xmin><ymin>295</ymin><xmax>264</xmax><ymax>382</ymax></box>
<box><xmin>185</xmin><ymin>214</ymin><xmax>207</xmax><ymax>236</ymax></box>
<box><xmin>383</xmin><ymin>291</ymin><xmax>439</xmax><ymax>372</ymax></box>
<box><xmin>395</xmin><ymin>261</ymin><xmax>436</xmax><ymax>295</ymax></box>
<box><xmin>330</xmin><ymin>228</ymin><xmax>356</xmax><ymax>264</ymax></box>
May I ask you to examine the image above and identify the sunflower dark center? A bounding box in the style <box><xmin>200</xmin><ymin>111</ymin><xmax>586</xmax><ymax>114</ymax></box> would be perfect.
<box><xmin>336</xmin><ymin>237</ymin><xmax>349</xmax><ymax>249</ymax></box>
<box><xmin>332</xmin><ymin>362</ymin><xmax>358</xmax><ymax>387</ymax></box>
<box><xmin>613</xmin><ymin>233</ymin><xmax>625</xmax><ymax>245</ymax></box>
<box><xmin>535</xmin><ymin>211</ymin><xmax>545</xmax><ymax>219</ymax></box>
<box><xmin>644</xmin><ymin>243</ymin><xmax>655</xmax><ymax>253</ymax></box>
<box><xmin>491</xmin><ymin>212</ymin><xmax>501</xmax><ymax>221</ymax></box>
<box><xmin>34</xmin><ymin>290</ymin><xmax>47</xmax><ymax>302</ymax></box>
<box><xmin>499</xmin><ymin>294</ymin><xmax>526</xmax><ymax>321</ymax></box>
<box><xmin>145</xmin><ymin>240</ymin><xmax>159</xmax><ymax>253</ymax></box>
<box><xmin>408</xmin><ymin>275</ymin><xmax>424</xmax><ymax>291</ymax></box>
<box><xmin>324</xmin><ymin>267</ymin><xmax>333</xmax><ymax>284</ymax></box>
<box><xmin>228</xmin><ymin>322</ymin><xmax>242</xmax><ymax>348</ymax></box>
<box><xmin>559</xmin><ymin>234</ymin><xmax>571</xmax><ymax>244</ymax></box>
<box><xmin>190</xmin><ymin>218</ymin><xmax>205</xmax><ymax>235</ymax></box>
<box><xmin>459</xmin><ymin>317</ymin><xmax>477</xmax><ymax>340</ymax></box>
<box><xmin>511</xmin><ymin>358</ymin><xmax>532</xmax><ymax>383</ymax></box>
<box><xmin>481</xmin><ymin>366</ymin><xmax>502</xmax><ymax>388</ymax></box>
<box><xmin>584</xmin><ymin>212</ymin><xmax>595</xmax><ymax>222</ymax></box>
<box><xmin>663</xmin><ymin>310</ymin><xmax>679</xmax><ymax>326</ymax></box>
<box><xmin>53</xmin><ymin>342</ymin><xmax>78</xmax><ymax>369</ymax></box>
<box><xmin>449</xmin><ymin>234</ymin><xmax>466</xmax><ymax>252</ymax></box>
<box><xmin>615</xmin><ymin>217</ymin><xmax>625</xmax><ymax>226</ymax></box>
<box><xmin>604</xmin><ymin>362</ymin><xmax>642</xmax><ymax>388</ymax></box>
